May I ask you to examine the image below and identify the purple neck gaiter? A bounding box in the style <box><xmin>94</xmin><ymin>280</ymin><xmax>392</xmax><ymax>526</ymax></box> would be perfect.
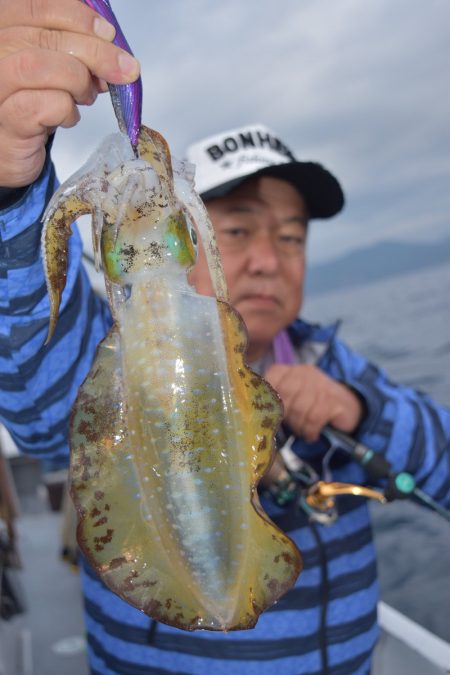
<box><xmin>273</xmin><ymin>329</ymin><xmax>297</xmax><ymax>365</ymax></box>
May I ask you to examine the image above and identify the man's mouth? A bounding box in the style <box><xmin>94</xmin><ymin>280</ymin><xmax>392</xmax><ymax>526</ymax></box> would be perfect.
<box><xmin>238</xmin><ymin>293</ymin><xmax>280</xmax><ymax>308</ymax></box>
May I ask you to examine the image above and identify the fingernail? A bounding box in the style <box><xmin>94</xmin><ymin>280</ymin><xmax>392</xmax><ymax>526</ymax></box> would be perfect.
<box><xmin>93</xmin><ymin>16</ymin><xmax>116</xmax><ymax>41</ymax></box>
<box><xmin>118</xmin><ymin>52</ymin><xmax>140</xmax><ymax>78</ymax></box>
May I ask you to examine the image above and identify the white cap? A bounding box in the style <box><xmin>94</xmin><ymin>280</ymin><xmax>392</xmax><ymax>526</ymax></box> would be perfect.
<box><xmin>184</xmin><ymin>123</ymin><xmax>344</xmax><ymax>219</ymax></box>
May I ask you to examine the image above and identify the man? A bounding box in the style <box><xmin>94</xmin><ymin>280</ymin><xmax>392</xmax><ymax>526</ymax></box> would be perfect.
<box><xmin>187</xmin><ymin>124</ymin><xmax>363</xmax><ymax>445</ymax></box>
<box><xmin>1</xmin><ymin>3</ymin><xmax>449</xmax><ymax>674</ymax></box>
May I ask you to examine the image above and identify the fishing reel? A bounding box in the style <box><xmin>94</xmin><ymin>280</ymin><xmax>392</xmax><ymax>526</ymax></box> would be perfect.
<box><xmin>261</xmin><ymin>434</ymin><xmax>342</xmax><ymax>525</ymax></box>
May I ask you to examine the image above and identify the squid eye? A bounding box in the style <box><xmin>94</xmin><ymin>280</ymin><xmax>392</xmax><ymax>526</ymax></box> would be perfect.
<box><xmin>190</xmin><ymin>227</ymin><xmax>198</xmax><ymax>247</ymax></box>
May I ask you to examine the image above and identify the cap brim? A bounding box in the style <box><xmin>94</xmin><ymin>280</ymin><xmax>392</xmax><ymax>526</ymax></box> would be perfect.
<box><xmin>199</xmin><ymin>161</ymin><xmax>344</xmax><ymax>219</ymax></box>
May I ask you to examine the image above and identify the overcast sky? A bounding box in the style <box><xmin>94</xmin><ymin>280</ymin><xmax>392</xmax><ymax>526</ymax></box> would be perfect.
<box><xmin>52</xmin><ymin>0</ymin><xmax>450</xmax><ymax>264</ymax></box>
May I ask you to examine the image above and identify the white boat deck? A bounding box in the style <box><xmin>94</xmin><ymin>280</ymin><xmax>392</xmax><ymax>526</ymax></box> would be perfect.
<box><xmin>0</xmin><ymin>454</ymin><xmax>88</xmax><ymax>675</ymax></box>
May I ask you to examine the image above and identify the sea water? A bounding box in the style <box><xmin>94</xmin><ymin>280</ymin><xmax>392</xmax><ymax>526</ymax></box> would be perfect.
<box><xmin>304</xmin><ymin>261</ymin><xmax>450</xmax><ymax>642</ymax></box>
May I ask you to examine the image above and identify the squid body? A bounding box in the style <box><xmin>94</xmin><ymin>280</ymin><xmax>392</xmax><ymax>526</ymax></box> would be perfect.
<box><xmin>42</xmin><ymin>125</ymin><xmax>302</xmax><ymax>630</ymax></box>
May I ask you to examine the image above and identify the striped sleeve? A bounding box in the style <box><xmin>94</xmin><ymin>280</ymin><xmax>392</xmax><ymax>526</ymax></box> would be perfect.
<box><xmin>0</xmin><ymin>152</ymin><xmax>111</xmax><ymax>464</ymax></box>
<box><xmin>324</xmin><ymin>337</ymin><xmax>450</xmax><ymax>506</ymax></box>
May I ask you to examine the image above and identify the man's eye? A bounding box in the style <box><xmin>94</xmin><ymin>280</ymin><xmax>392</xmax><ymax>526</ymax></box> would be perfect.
<box><xmin>279</xmin><ymin>235</ymin><xmax>305</xmax><ymax>248</ymax></box>
<box><xmin>222</xmin><ymin>227</ymin><xmax>248</xmax><ymax>237</ymax></box>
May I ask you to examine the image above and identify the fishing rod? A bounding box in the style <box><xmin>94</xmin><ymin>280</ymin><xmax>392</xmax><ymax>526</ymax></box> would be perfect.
<box><xmin>321</xmin><ymin>425</ymin><xmax>450</xmax><ymax>524</ymax></box>
<box><xmin>265</xmin><ymin>427</ymin><xmax>450</xmax><ymax>525</ymax></box>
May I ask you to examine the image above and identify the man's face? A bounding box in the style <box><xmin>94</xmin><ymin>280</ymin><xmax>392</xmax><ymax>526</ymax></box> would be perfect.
<box><xmin>189</xmin><ymin>176</ymin><xmax>308</xmax><ymax>361</ymax></box>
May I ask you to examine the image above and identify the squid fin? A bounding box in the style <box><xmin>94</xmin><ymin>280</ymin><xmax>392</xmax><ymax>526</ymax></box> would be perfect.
<box><xmin>218</xmin><ymin>300</ymin><xmax>303</xmax><ymax>615</ymax></box>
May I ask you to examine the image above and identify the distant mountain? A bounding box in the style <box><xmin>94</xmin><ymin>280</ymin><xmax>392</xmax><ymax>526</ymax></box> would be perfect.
<box><xmin>306</xmin><ymin>237</ymin><xmax>450</xmax><ymax>295</ymax></box>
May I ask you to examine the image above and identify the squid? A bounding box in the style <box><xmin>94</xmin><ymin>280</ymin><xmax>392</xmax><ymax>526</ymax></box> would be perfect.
<box><xmin>40</xmin><ymin>0</ymin><xmax>302</xmax><ymax>631</ymax></box>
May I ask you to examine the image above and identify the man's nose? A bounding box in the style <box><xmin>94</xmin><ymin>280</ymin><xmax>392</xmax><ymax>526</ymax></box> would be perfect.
<box><xmin>246</xmin><ymin>231</ymin><xmax>281</xmax><ymax>275</ymax></box>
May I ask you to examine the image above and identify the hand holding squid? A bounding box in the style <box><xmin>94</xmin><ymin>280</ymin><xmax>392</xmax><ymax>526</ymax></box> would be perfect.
<box><xmin>0</xmin><ymin>0</ymin><xmax>139</xmax><ymax>187</ymax></box>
